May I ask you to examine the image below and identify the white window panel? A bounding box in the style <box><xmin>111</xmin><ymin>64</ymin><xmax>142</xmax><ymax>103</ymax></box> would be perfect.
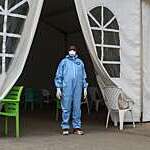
<box><xmin>0</xmin><ymin>0</ymin><xmax>29</xmax><ymax>73</ymax></box>
<box><xmin>96</xmin><ymin>44</ymin><xmax>120</xmax><ymax>49</ymax></box>
<box><xmin>0</xmin><ymin>53</ymin><xmax>14</xmax><ymax>58</ymax></box>
<box><xmin>0</xmin><ymin>32</ymin><xmax>21</xmax><ymax>38</ymax></box>
<box><xmin>103</xmin><ymin>61</ymin><xmax>120</xmax><ymax>65</ymax></box>
<box><xmin>8</xmin><ymin>13</ymin><xmax>26</xmax><ymax>19</ymax></box>
<box><xmin>88</xmin><ymin>6</ymin><xmax>120</xmax><ymax>78</ymax></box>
<box><xmin>0</xmin><ymin>12</ymin><xmax>27</xmax><ymax>19</ymax></box>
<box><xmin>91</xmin><ymin>27</ymin><xmax>119</xmax><ymax>33</ymax></box>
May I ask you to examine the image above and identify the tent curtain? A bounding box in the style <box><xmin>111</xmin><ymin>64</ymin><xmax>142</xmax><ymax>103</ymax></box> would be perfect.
<box><xmin>74</xmin><ymin>0</ymin><xmax>141</xmax><ymax>121</ymax></box>
<box><xmin>0</xmin><ymin>0</ymin><xmax>44</xmax><ymax>99</ymax></box>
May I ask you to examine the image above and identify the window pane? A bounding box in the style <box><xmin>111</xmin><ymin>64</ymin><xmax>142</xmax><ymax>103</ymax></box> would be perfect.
<box><xmin>104</xmin><ymin>31</ymin><xmax>120</xmax><ymax>45</ymax></box>
<box><xmin>5</xmin><ymin>57</ymin><xmax>12</xmax><ymax>72</ymax></box>
<box><xmin>106</xmin><ymin>19</ymin><xmax>119</xmax><ymax>30</ymax></box>
<box><xmin>6</xmin><ymin>37</ymin><xmax>19</xmax><ymax>54</ymax></box>
<box><xmin>103</xmin><ymin>7</ymin><xmax>114</xmax><ymax>25</ymax></box>
<box><xmin>103</xmin><ymin>48</ymin><xmax>120</xmax><ymax>61</ymax></box>
<box><xmin>8</xmin><ymin>0</ymin><xmax>29</xmax><ymax>15</ymax></box>
<box><xmin>0</xmin><ymin>57</ymin><xmax>2</xmax><ymax>73</ymax></box>
<box><xmin>0</xmin><ymin>15</ymin><xmax>4</xmax><ymax>32</ymax></box>
<box><xmin>104</xmin><ymin>64</ymin><xmax>120</xmax><ymax>78</ymax></box>
<box><xmin>0</xmin><ymin>36</ymin><xmax>2</xmax><ymax>53</ymax></box>
<box><xmin>8</xmin><ymin>0</ymin><xmax>22</xmax><ymax>9</ymax></box>
<box><xmin>10</xmin><ymin>2</ymin><xmax>29</xmax><ymax>15</ymax></box>
<box><xmin>0</xmin><ymin>1</ymin><xmax>5</xmax><ymax>9</ymax></box>
<box><xmin>88</xmin><ymin>15</ymin><xmax>99</xmax><ymax>27</ymax></box>
<box><xmin>7</xmin><ymin>16</ymin><xmax>25</xmax><ymax>34</ymax></box>
<box><xmin>92</xmin><ymin>30</ymin><xmax>101</xmax><ymax>44</ymax></box>
<box><xmin>90</xmin><ymin>6</ymin><xmax>101</xmax><ymax>25</ymax></box>
<box><xmin>96</xmin><ymin>46</ymin><xmax>101</xmax><ymax>60</ymax></box>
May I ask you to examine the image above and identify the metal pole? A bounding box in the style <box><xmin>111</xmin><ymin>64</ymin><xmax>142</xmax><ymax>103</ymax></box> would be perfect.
<box><xmin>140</xmin><ymin>0</ymin><xmax>144</xmax><ymax>123</ymax></box>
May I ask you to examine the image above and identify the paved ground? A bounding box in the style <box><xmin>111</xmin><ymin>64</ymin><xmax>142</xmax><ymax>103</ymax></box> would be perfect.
<box><xmin>0</xmin><ymin>110</ymin><xmax>150</xmax><ymax>150</ymax></box>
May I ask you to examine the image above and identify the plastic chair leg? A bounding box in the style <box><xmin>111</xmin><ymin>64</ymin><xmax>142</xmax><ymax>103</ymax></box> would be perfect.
<box><xmin>25</xmin><ymin>103</ymin><xmax>27</xmax><ymax>112</ymax></box>
<box><xmin>31</xmin><ymin>102</ymin><xmax>34</xmax><ymax>112</ymax></box>
<box><xmin>55</xmin><ymin>109</ymin><xmax>59</xmax><ymax>121</ymax></box>
<box><xmin>39</xmin><ymin>102</ymin><xmax>43</xmax><ymax>109</ymax></box>
<box><xmin>106</xmin><ymin>110</ymin><xmax>111</xmax><ymax>128</ymax></box>
<box><xmin>119</xmin><ymin>110</ymin><xmax>125</xmax><ymax>130</ymax></box>
<box><xmin>86</xmin><ymin>100</ymin><xmax>90</xmax><ymax>115</ymax></box>
<box><xmin>5</xmin><ymin>117</ymin><xmax>8</xmax><ymax>136</ymax></box>
<box><xmin>130</xmin><ymin>110</ymin><xmax>135</xmax><ymax>128</ymax></box>
<box><xmin>95</xmin><ymin>101</ymin><xmax>99</xmax><ymax>112</ymax></box>
<box><xmin>16</xmin><ymin>115</ymin><xmax>19</xmax><ymax>137</ymax></box>
<box><xmin>113</xmin><ymin>112</ymin><xmax>118</xmax><ymax>127</ymax></box>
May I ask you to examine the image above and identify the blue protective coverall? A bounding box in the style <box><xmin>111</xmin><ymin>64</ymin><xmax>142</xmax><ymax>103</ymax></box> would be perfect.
<box><xmin>55</xmin><ymin>55</ymin><xmax>88</xmax><ymax>129</ymax></box>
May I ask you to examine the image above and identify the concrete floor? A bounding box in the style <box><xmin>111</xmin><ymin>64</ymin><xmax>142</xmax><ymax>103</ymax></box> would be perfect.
<box><xmin>0</xmin><ymin>110</ymin><xmax>150</xmax><ymax>150</ymax></box>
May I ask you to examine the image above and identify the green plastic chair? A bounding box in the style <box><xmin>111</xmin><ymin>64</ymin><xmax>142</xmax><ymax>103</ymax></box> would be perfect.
<box><xmin>55</xmin><ymin>98</ymin><xmax>61</xmax><ymax>121</ymax></box>
<box><xmin>34</xmin><ymin>89</ymin><xmax>43</xmax><ymax>109</ymax></box>
<box><xmin>24</xmin><ymin>88</ymin><xmax>35</xmax><ymax>112</ymax></box>
<box><xmin>0</xmin><ymin>86</ymin><xmax>23</xmax><ymax>137</ymax></box>
<box><xmin>24</xmin><ymin>88</ymin><xmax>43</xmax><ymax>111</ymax></box>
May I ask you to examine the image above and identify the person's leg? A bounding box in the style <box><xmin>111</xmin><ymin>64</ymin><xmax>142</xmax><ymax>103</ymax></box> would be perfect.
<box><xmin>61</xmin><ymin>86</ymin><xmax>73</xmax><ymax>130</ymax></box>
<box><xmin>72</xmin><ymin>84</ymin><xmax>82</xmax><ymax>129</ymax></box>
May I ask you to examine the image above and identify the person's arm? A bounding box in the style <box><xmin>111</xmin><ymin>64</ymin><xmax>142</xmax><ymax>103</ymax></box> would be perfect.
<box><xmin>54</xmin><ymin>60</ymin><xmax>65</xmax><ymax>99</ymax></box>
<box><xmin>54</xmin><ymin>60</ymin><xmax>64</xmax><ymax>89</ymax></box>
<box><xmin>82</xmin><ymin>62</ymin><xmax>88</xmax><ymax>99</ymax></box>
<box><xmin>82</xmin><ymin>63</ymin><xmax>88</xmax><ymax>89</ymax></box>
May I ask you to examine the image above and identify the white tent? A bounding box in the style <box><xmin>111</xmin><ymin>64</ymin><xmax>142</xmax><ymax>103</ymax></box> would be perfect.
<box><xmin>0</xmin><ymin>0</ymin><xmax>150</xmax><ymax>122</ymax></box>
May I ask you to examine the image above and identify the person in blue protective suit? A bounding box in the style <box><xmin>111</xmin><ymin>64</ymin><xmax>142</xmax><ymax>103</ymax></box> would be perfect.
<box><xmin>55</xmin><ymin>45</ymin><xmax>88</xmax><ymax>135</ymax></box>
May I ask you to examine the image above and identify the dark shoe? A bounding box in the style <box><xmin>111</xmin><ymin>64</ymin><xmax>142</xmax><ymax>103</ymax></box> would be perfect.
<box><xmin>73</xmin><ymin>128</ymin><xmax>84</xmax><ymax>135</ymax></box>
<box><xmin>62</xmin><ymin>129</ymin><xmax>69</xmax><ymax>135</ymax></box>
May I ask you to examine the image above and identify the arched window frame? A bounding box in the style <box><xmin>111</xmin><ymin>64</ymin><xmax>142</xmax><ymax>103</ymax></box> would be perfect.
<box><xmin>88</xmin><ymin>5</ymin><xmax>120</xmax><ymax>78</ymax></box>
<box><xmin>0</xmin><ymin>0</ymin><xmax>29</xmax><ymax>74</ymax></box>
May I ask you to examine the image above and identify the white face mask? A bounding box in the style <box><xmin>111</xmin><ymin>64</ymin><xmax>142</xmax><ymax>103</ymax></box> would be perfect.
<box><xmin>69</xmin><ymin>50</ymin><xmax>76</xmax><ymax>56</ymax></box>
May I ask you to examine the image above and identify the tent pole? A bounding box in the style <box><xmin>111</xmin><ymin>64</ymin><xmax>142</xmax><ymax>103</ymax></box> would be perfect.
<box><xmin>64</xmin><ymin>33</ymin><xmax>68</xmax><ymax>53</ymax></box>
<box><xmin>140</xmin><ymin>0</ymin><xmax>144</xmax><ymax>123</ymax></box>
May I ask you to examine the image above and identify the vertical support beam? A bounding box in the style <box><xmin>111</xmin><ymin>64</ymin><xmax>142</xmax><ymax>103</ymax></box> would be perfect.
<box><xmin>2</xmin><ymin>0</ymin><xmax>8</xmax><ymax>73</ymax></box>
<box><xmin>101</xmin><ymin>5</ymin><xmax>104</xmax><ymax>63</ymax></box>
<box><xmin>140</xmin><ymin>0</ymin><xmax>144</xmax><ymax>122</ymax></box>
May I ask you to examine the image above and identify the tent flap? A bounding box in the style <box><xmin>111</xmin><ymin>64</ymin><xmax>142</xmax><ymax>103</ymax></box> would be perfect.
<box><xmin>0</xmin><ymin>0</ymin><xmax>44</xmax><ymax>99</ymax></box>
<box><xmin>74</xmin><ymin>0</ymin><xmax>141</xmax><ymax>121</ymax></box>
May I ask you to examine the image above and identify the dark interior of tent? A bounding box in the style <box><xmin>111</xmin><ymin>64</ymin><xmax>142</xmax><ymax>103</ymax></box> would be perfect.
<box><xmin>17</xmin><ymin>0</ymin><xmax>99</xmax><ymax>90</ymax></box>
<box><xmin>3</xmin><ymin>0</ymin><xmax>108</xmax><ymax>135</ymax></box>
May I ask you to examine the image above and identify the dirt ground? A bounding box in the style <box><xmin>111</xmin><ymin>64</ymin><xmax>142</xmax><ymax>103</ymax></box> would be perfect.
<box><xmin>0</xmin><ymin>108</ymin><xmax>150</xmax><ymax>150</ymax></box>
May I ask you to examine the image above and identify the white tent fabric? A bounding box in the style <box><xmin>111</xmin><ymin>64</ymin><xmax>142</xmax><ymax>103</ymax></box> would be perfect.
<box><xmin>0</xmin><ymin>0</ymin><xmax>44</xmax><ymax>99</ymax></box>
<box><xmin>0</xmin><ymin>0</ymin><xmax>150</xmax><ymax>122</ymax></box>
<box><xmin>74</xmin><ymin>0</ymin><xmax>141</xmax><ymax>121</ymax></box>
<box><xmin>142</xmin><ymin>0</ymin><xmax>150</xmax><ymax>121</ymax></box>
